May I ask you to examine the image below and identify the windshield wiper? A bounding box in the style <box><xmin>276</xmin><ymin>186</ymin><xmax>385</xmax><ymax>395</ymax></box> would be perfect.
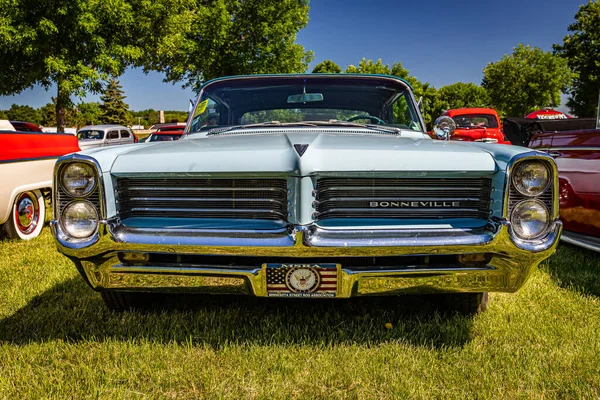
<box><xmin>205</xmin><ymin>120</ymin><xmax>402</xmax><ymax>135</ymax></box>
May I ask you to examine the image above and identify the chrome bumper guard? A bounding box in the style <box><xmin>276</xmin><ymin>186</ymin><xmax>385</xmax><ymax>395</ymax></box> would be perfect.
<box><xmin>51</xmin><ymin>219</ymin><xmax>562</xmax><ymax>297</ymax></box>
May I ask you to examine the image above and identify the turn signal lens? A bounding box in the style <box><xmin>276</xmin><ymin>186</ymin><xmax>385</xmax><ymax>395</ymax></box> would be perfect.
<box><xmin>512</xmin><ymin>161</ymin><xmax>550</xmax><ymax>196</ymax></box>
<box><xmin>62</xmin><ymin>163</ymin><xmax>96</xmax><ymax>196</ymax></box>
<box><xmin>510</xmin><ymin>200</ymin><xmax>549</xmax><ymax>239</ymax></box>
<box><xmin>61</xmin><ymin>201</ymin><xmax>99</xmax><ymax>238</ymax></box>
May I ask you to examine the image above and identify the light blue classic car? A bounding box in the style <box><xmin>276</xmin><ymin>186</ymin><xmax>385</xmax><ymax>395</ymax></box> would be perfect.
<box><xmin>51</xmin><ymin>74</ymin><xmax>561</xmax><ymax>313</ymax></box>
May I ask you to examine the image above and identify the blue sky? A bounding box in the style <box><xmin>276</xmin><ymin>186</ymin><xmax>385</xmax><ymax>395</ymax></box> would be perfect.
<box><xmin>0</xmin><ymin>0</ymin><xmax>583</xmax><ymax>111</ymax></box>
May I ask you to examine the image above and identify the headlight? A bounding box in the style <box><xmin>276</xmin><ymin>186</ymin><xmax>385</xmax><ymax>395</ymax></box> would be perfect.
<box><xmin>510</xmin><ymin>200</ymin><xmax>549</xmax><ymax>239</ymax></box>
<box><xmin>512</xmin><ymin>161</ymin><xmax>550</xmax><ymax>196</ymax></box>
<box><xmin>61</xmin><ymin>163</ymin><xmax>96</xmax><ymax>196</ymax></box>
<box><xmin>61</xmin><ymin>201</ymin><xmax>99</xmax><ymax>238</ymax></box>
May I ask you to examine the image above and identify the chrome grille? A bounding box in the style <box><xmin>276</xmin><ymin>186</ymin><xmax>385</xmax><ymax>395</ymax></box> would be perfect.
<box><xmin>315</xmin><ymin>178</ymin><xmax>492</xmax><ymax>220</ymax></box>
<box><xmin>116</xmin><ymin>177</ymin><xmax>288</xmax><ymax>220</ymax></box>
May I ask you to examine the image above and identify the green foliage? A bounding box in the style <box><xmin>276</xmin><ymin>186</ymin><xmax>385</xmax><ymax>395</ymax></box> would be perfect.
<box><xmin>438</xmin><ymin>82</ymin><xmax>491</xmax><ymax>110</ymax></box>
<box><xmin>554</xmin><ymin>1</ymin><xmax>600</xmax><ymax>117</ymax></box>
<box><xmin>343</xmin><ymin>58</ymin><xmax>442</xmax><ymax>129</ymax></box>
<box><xmin>143</xmin><ymin>0</ymin><xmax>314</xmax><ymax>89</ymax></box>
<box><xmin>100</xmin><ymin>79</ymin><xmax>131</xmax><ymax>125</ymax></box>
<box><xmin>73</xmin><ymin>102</ymin><xmax>102</xmax><ymax>127</ymax></box>
<box><xmin>130</xmin><ymin>109</ymin><xmax>188</xmax><ymax>128</ymax></box>
<box><xmin>0</xmin><ymin>0</ymin><xmax>161</xmax><ymax>131</ymax></box>
<box><xmin>312</xmin><ymin>60</ymin><xmax>342</xmax><ymax>73</ymax></box>
<box><xmin>4</xmin><ymin>104</ymin><xmax>41</xmax><ymax>124</ymax></box>
<box><xmin>482</xmin><ymin>44</ymin><xmax>572</xmax><ymax>117</ymax></box>
<box><xmin>0</xmin><ymin>110</ymin><xmax>6</xmax><ymax>119</ymax></box>
<box><xmin>39</xmin><ymin>103</ymin><xmax>57</xmax><ymax>127</ymax></box>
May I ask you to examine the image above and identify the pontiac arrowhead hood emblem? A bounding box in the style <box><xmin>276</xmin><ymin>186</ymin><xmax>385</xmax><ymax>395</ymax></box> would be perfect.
<box><xmin>293</xmin><ymin>144</ymin><xmax>309</xmax><ymax>157</ymax></box>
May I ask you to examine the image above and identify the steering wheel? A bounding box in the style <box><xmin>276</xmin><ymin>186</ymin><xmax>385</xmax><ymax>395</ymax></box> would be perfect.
<box><xmin>346</xmin><ymin>115</ymin><xmax>386</xmax><ymax>125</ymax></box>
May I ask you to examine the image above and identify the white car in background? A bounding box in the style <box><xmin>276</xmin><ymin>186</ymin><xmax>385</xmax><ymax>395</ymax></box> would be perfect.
<box><xmin>77</xmin><ymin>125</ymin><xmax>135</xmax><ymax>150</ymax></box>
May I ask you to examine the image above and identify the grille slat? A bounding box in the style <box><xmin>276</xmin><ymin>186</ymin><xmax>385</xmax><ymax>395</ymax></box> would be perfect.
<box><xmin>117</xmin><ymin>177</ymin><xmax>287</xmax><ymax>221</ymax></box>
<box><xmin>315</xmin><ymin>178</ymin><xmax>492</xmax><ymax>220</ymax></box>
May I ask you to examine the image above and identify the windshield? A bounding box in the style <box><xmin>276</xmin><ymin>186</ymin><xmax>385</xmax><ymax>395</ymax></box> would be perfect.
<box><xmin>77</xmin><ymin>130</ymin><xmax>104</xmax><ymax>140</ymax></box>
<box><xmin>148</xmin><ymin>133</ymin><xmax>183</xmax><ymax>142</ymax></box>
<box><xmin>188</xmin><ymin>76</ymin><xmax>423</xmax><ymax>134</ymax></box>
<box><xmin>452</xmin><ymin>114</ymin><xmax>498</xmax><ymax>129</ymax></box>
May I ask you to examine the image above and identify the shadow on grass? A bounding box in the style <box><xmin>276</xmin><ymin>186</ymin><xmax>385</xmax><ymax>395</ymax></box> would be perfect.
<box><xmin>542</xmin><ymin>243</ymin><xmax>600</xmax><ymax>297</ymax></box>
<box><xmin>0</xmin><ymin>277</ymin><xmax>476</xmax><ymax>348</ymax></box>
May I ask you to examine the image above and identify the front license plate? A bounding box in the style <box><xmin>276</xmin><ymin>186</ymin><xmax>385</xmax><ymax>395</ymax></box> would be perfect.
<box><xmin>265</xmin><ymin>263</ymin><xmax>339</xmax><ymax>298</ymax></box>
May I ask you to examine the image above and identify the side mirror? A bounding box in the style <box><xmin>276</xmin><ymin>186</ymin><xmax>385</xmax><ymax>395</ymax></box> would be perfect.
<box><xmin>188</xmin><ymin>99</ymin><xmax>195</xmax><ymax>114</ymax></box>
<box><xmin>433</xmin><ymin>116</ymin><xmax>456</xmax><ymax>140</ymax></box>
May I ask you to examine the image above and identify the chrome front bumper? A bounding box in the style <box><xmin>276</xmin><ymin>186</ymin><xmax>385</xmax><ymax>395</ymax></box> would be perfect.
<box><xmin>51</xmin><ymin>218</ymin><xmax>562</xmax><ymax>297</ymax></box>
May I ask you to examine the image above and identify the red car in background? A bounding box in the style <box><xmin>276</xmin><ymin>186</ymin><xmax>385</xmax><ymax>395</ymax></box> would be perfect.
<box><xmin>504</xmin><ymin>117</ymin><xmax>600</xmax><ymax>252</ymax></box>
<box><xmin>525</xmin><ymin>108</ymin><xmax>570</xmax><ymax>120</ymax></box>
<box><xmin>9</xmin><ymin>121</ymin><xmax>43</xmax><ymax>132</ymax></box>
<box><xmin>0</xmin><ymin>120</ymin><xmax>80</xmax><ymax>240</ymax></box>
<box><xmin>144</xmin><ymin>124</ymin><xmax>185</xmax><ymax>142</ymax></box>
<box><xmin>442</xmin><ymin>108</ymin><xmax>511</xmax><ymax>144</ymax></box>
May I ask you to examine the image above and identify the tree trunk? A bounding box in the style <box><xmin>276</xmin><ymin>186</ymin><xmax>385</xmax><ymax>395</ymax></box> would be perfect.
<box><xmin>56</xmin><ymin>80</ymin><xmax>68</xmax><ymax>133</ymax></box>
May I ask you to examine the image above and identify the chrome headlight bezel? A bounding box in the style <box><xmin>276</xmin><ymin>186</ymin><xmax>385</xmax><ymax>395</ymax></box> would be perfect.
<box><xmin>511</xmin><ymin>160</ymin><xmax>551</xmax><ymax>197</ymax></box>
<box><xmin>61</xmin><ymin>162</ymin><xmax>97</xmax><ymax>197</ymax></box>
<box><xmin>510</xmin><ymin>199</ymin><xmax>551</xmax><ymax>240</ymax></box>
<box><xmin>60</xmin><ymin>200</ymin><xmax>100</xmax><ymax>239</ymax></box>
<box><xmin>53</xmin><ymin>155</ymin><xmax>105</xmax><ymax>241</ymax></box>
<box><xmin>505</xmin><ymin>153</ymin><xmax>558</xmax><ymax>242</ymax></box>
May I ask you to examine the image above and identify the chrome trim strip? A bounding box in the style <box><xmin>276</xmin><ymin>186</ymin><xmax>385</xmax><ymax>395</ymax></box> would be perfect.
<box><xmin>124</xmin><ymin>186</ymin><xmax>287</xmax><ymax>193</ymax></box>
<box><xmin>51</xmin><ymin>218</ymin><xmax>561</xmax><ymax>257</ymax></box>
<box><xmin>545</xmin><ymin>147</ymin><xmax>600</xmax><ymax>152</ymax></box>
<box><xmin>561</xmin><ymin>231</ymin><xmax>600</xmax><ymax>253</ymax></box>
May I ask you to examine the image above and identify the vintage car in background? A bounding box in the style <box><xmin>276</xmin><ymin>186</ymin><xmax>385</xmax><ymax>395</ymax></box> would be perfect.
<box><xmin>77</xmin><ymin>125</ymin><xmax>135</xmax><ymax>150</ymax></box>
<box><xmin>143</xmin><ymin>124</ymin><xmax>185</xmax><ymax>142</ymax></box>
<box><xmin>504</xmin><ymin>117</ymin><xmax>600</xmax><ymax>252</ymax></box>
<box><xmin>9</xmin><ymin>121</ymin><xmax>43</xmax><ymax>132</ymax></box>
<box><xmin>0</xmin><ymin>120</ymin><xmax>80</xmax><ymax>240</ymax></box>
<box><xmin>440</xmin><ymin>108</ymin><xmax>511</xmax><ymax>144</ymax></box>
<box><xmin>51</xmin><ymin>74</ymin><xmax>561</xmax><ymax>313</ymax></box>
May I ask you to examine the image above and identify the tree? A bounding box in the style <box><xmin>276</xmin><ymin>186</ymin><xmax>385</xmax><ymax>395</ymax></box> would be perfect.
<box><xmin>437</xmin><ymin>83</ymin><xmax>490</xmax><ymax>110</ymax></box>
<box><xmin>39</xmin><ymin>103</ymin><xmax>57</xmax><ymax>127</ymax></box>
<box><xmin>5</xmin><ymin>104</ymin><xmax>41</xmax><ymax>124</ymax></box>
<box><xmin>0</xmin><ymin>110</ymin><xmax>6</xmax><ymax>119</ymax></box>
<box><xmin>344</xmin><ymin>58</ymin><xmax>441</xmax><ymax>129</ymax></box>
<box><xmin>143</xmin><ymin>0</ymin><xmax>314</xmax><ymax>89</ymax></box>
<box><xmin>554</xmin><ymin>1</ymin><xmax>600</xmax><ymax>117</ymax></box>
<box><xmin>312</xmin><ymin>60</ymin><xmax>342</xmax><ymax>73</ymax></box>
<box><xmin>1</xmin><ymin>0</ymin><xmax>312</xmax><ymax>131</ymax></box>
<box><xmin>0</xmin><ymin>0</ymin><xmax>164</xmax><ymax>132</ymax></box>
<box><xmin>73</xmin><ymin>102</ymin><xmax>102</xmax><ymax>127</ymax></box>
<box><xmin>100</xmin><ymin>79</ymin><xmax>131</xmax><ymax>125</ymax></box>
<box><xmin>482</xmin><ymin>44</ymin><xmax>572</xmax><ymax>116</ymax></box>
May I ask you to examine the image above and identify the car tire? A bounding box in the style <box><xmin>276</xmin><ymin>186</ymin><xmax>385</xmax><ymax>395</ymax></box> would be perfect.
<box><xmin>441</xmin><ymin>292</ymin><xmax>488</xmax><ymax>315</ymax></box>
<box><xmin>100</xmin><ymin>291</ymin><xmax>154</xmax><ymax>311</ymax></box>
<box><xmin>1</xmin><ymin>189</ymin><xmax>46</xmax><ymax>240</ymax></box>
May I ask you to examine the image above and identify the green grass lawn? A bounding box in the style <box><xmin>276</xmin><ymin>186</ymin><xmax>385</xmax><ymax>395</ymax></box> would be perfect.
<box><xmin>1</xmin><ymin>229</ymin><xmax>599</xmax><ymax>399</ymax></box>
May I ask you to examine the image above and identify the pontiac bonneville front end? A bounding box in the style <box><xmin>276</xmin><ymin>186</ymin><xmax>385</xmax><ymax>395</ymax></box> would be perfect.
<box><xmin>51</xmin><ymin>74</ymin><xmax>561</xmax><ymax>313</ymax></box>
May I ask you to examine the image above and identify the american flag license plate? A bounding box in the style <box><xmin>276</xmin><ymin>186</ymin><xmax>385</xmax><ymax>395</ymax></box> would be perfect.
<box><xmin>265</xmin><ymin>263</ymin><xmax>339</xmax><ymax>297</ymax></box>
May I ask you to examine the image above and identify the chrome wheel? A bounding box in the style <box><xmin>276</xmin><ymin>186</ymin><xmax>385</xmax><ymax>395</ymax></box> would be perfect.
<box><xmin>1</xmin><ymin>189</ymin><xmax>46</xmax><ymax>240</ymax></box>
<box><xmin>15</xmin><ymin>192</ymin><xmax>40</xmax><ymax>235</ymax></box>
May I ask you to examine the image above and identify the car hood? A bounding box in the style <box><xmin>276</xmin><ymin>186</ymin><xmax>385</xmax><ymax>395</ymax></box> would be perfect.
<box><xmin>80</xmin><ymin>128</ymin><xmax>514</xmax><ymax>175</ymax></box>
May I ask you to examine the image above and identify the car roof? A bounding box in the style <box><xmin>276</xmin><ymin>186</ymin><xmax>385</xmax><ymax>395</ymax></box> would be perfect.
<box><xmin>444</xmin><ymin>108</ymin><xmax>499</xmax><ymax>117</ymax></box>
<box><xmin>200</xmin><ymin>73</ymin><xmax>414</xmax><ymax>90</ymax></box>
